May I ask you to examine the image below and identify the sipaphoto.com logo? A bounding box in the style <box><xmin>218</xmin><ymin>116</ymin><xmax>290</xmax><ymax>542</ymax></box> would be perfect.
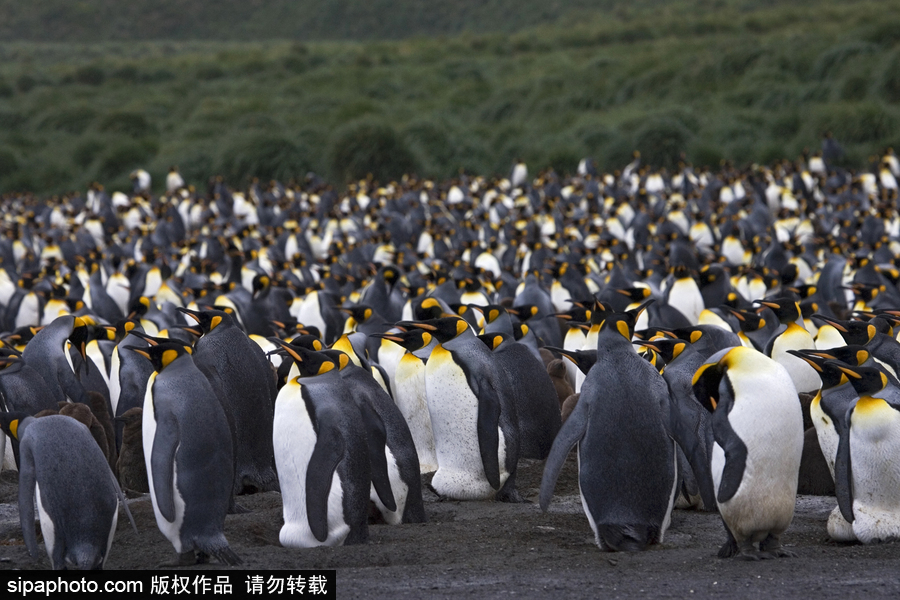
<box><xmin>7</xmin><ymin>577</ymin><xmax>142</xmax><ymax>596</ymax></box>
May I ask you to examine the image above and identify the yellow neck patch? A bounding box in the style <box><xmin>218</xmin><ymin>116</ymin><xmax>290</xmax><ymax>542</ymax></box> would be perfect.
<box><xmin>161</xmin><ymin>349</ymin><xmax>179</xmax><ymax>369</ymax></box>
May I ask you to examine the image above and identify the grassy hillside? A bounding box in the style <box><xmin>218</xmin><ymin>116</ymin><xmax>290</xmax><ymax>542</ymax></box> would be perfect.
<box><xmin>1</xmin><ymin>0</ymin><xmax>900</xmax><ymax>194</ymax></box>
<box><xmin>0</xmin><ymin>0</ymin><xmax>799</xmax><ymax>43</ymax></box>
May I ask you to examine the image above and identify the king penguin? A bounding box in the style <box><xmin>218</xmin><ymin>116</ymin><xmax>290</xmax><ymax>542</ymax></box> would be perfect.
<box><xmin>130</xmin><ymin>341</ymin><xmax>241</xmax><ymax>565</ymax></box>
<box><xmin>692</xmin><ymin>346</ymin><xmax>804</xmax><ymax>559</ymax></box>
<box><xmin>0</xmin><ymin>412</ymin><xmax>136</xmax><ymax>570</ymax></box>
<box><xmin>540</xmin><ymin>301</ymin><xmax>679</xmax><ymax>552</ymax></box>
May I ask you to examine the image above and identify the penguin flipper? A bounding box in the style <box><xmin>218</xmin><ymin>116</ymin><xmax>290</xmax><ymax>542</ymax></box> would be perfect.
<box><xmin>358</xmin><ymin>401</ymin><xmax>397</xmax><ymax>512</ymax></box>
<box><xmin>668</xmin><ymin>383</ymin><xmax>717</xmax><ymax>511</ymax></box>
<box><xmin>306</xmin><ymin>432</ymin><xmax>345</xmax><ymax>543</ymax></box>
<box><xmin>714</xmin><ymin>413</ymin><xmax>749</xmax><ymax>504</ymax></box>
<box><xmin>150</xmin><ymin>416</ymin><xmax>180</xmax><ymax>523</ymax></box>
<box><xmin>16</xmin><ymin>443</ymin><xmax>40</xmax><ymax>559</ymax></box>
<box><xmin>539</xmin><ymin>397</ymin><xmax>588</xmax><ymax>511</ymax></box>
<box><xmin>834</xmin><ymin>413</ymin><xmax>854</xmax><ymax>523</ymax></box>
<box><xmin>471</xmin><ymin>375</ymin><xmax>502</xmax><ymax>490</ymax></box>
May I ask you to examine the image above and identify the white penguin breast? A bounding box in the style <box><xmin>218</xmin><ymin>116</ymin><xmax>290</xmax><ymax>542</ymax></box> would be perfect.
<box><xmin>425</xmin><ymin>349</ymin><xmax>503</xmax><ymax>499</ymax></box>
<box><xmin>395</xmin><ymin>358</ymin><xmax>436</xmax><ymax>473</ymax></box>
<box><xmin>370</xmin><ymin>447</ymin><xmax>408</xmax><ymax>525</ymax></box>
<box><xmin>848</xmin><ymin>399</ymin><xmax>900</xmax><ymax>542</ymax></box>
<box><xmin>274</xmin><ymin>383</ymin><xmax>348</xmax><ymax>548</ymax></box>
<box><xmin>715</xmin><ymin>359</ymin><xmax>803</xmax><ymax>541</ymax></box>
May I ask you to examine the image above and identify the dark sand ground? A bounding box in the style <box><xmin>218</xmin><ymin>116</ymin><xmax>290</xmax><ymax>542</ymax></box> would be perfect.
<box><xmin>2</xmin><ymin>455</ymin><xmax>899</xmax><ymax>599</ymax></box>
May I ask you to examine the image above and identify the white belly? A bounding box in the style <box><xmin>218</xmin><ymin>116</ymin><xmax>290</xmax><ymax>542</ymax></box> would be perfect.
<box><xmin>275</xmin><ymin>383</ymin><xmax>349</xmax><ymax>547</ymax></box>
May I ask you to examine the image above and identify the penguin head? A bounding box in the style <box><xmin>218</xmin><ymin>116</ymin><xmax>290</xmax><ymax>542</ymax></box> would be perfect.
<box><xmin>371</xmin><ymin>329</ymin><xmax>433</xmax><ymax>353</ymax></box>
<box><xmin>68</xmin><ymin>316</ymin><xmax>95</xmax><ymax>361</ymax></box>
<box><xmin>509</xmin><ymin>304</ymin><xmax>540</xmax><ymax>322</ymax></box>
<box><xmin>276</xmin><ymin>343</ymin><xmax>342</xmax><ymax>378</ymax></box>
<box><xmin>827</xmin><ymin>361</ymin><xmax>889</xmax><ymax>398</ymax></box>
<box><xmin>812</xmin><ymin>314</ymin><xmax>881</xmax><ymax>345</ymax></box>
<box><xmin>0</xmin><ymin>411</ymin><xmax>34</xmax><ymax>441</ymax></box>
<box><xmin>754</xmin><ymin>298</ymin><xmax>801</xmax><ymax>325</ymax></box>
<box><xmin>635</xmin><ymin>337</ymin><xmax>691</xmax><ymax>365</ymax></box>
<box><xmin>177</xmin><ymin>307</ymin><xmax>234</xmax><ymax>335</ymax></box>
<box><xmin>476</xmin><ymin>333</ymin><xmax>512</xmax><ymax>351</ymax></box>
<box><xmin>128</xmin><ymin>341</ymin><xmax>193</xmax><ymax>373</ymax></box>
<box><xmin>127</xmin><ymin>296</ymin><xmax>152</xmax><ymax>319</ymax></box>
<box><xmin>395</xmin><ymin>316</ymin><xmax>469</xmax><ymax>343</ymax></box>
<box><xmin>785</xmin><ymin>349</ymin><xmax>847</xmax><ymax>390</ymax></box>
<box><xmin>597</xmin><ymin>300</ymin><xmax>653</xmax><ymax>343</ymax></box>
<box><xmin>468</xmin><ymin>304</ymin><xmax>508</xmax><ymax>325</ymax></box>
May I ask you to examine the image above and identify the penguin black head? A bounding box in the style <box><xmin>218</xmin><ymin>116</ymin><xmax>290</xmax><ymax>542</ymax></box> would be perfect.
<box><xmin>340</xmin><ymin>305</ymin><xmax>375</xmax><ymax>325</ymax></box>
<box><xmin>635</xmin><ymin>338</ymin><xmax>691</xmax><ymax>365</ymax></box>
<box><xmin>754</xmin><ymin>298</ymin><xmax>801</xmax><ymax>325</ymax></box>
<box><xmin>395</xmin><ymin>316</ymin><xmax>469</xmax><ymax>343</ymax></box>
<box><xmin>177</xmin><ymin>307</ymin><xmax>234</xmax><ymax>335</ymax></box>
<box><xmin>812</xmin><ymin>314</ymin><xmax>881</xmax><ymax>345</ymax></box>
<box><xmin>598</xmin><ymin>300</ymin><xmax>653</xmax><ymax>342</ymax></box>
<box><xmin>468</xmin><ymin>304</ymin><xmax>509</xmax><ymax>325</ymax></box>
<box><xmin>827</xmin><ymin>361</ymin><xmax>888</xmax><ymax>398</ymax></box>
<box><xmin>509</xmin><ymin>304</ymin><xmax>540</xmax><ymax>321</ymax></box>
<box><xmin>127</xmin><ymin>296</ymin><xmax>152</xmax><ymax>319</ymax></box>
<box><xmin>0</xmin><ymin>411</ymin><xmax>33</xmax><ymax>442</ymax></box>
<box><xmin>476</xmin><ymin>333</ymin><xmax>512</xmax><ymax>351</ymax></box>
<box><xmin>276</xmin><ymin>343</ymin><xmax>342</xmax><ymax>378</ymax></box>
<box><xmin>785</xmin><ymin>349</ymin><xmax>846</xmax><ymax>390</ymax></box>
<box><xmin>127</xmin><ymin>341</ymin><xmax>193</xmax><ymax>373</ymax></box>
<box><xmin>371</xmin><ymin>329</ymin><xmax>433</xmax><ymax>353</ymax></box>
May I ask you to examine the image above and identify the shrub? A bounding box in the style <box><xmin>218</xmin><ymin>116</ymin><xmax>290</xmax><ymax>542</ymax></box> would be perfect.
<box><xmin>328</xmin><ymin>121</ymin><xmax>419</xmax><ymax>183</ymax></box>
<box><xmin>0</xmin><ymin>149</ymin><xmax>19</xmax><ymax>179</ymax></box>
<box><xmin>811</xmin><ymin>102</ymin><xmax>897</xmax><ymax>144</ymax></box>
<box><xmin>38</xmin><ymin>106</ymin><xmax>97</xmax><ymax>134</ymax></box>
<box><xmin>98</xmin><ymin>140</ymin><xmax>159</xmax><ymax>180</ymax></box>
<box><xmin>99</xmin><ymin>112</ymin><xmax>158</xmax><ymax>137</ymax></box>
<box><xmin>879</xmin><ymin>50</ymin><xmax>900</xmax><ymax>104</ymax></box>
<box><xmin>632</xmin><ymin>117</ymin><xmax>693</xmax><ymax>170</ymax></box>
<box><xmin>16</xmin><ymin>74</ymin><xmax>36</xmax><ymax>93</ymax></box>
<box><xmin>218</xmin><ymin>134</ymin><xmax>312</xmax><ymax>186</ymax></box>
<box><xmin>72</xmin><ymin>138</ymin><xmax>106</xmax><ymax>169</ymax></box>
<box><xmin>74</xmin><ymin>65</ymin><xmax>105</xmax><ymax>86</ymax></box>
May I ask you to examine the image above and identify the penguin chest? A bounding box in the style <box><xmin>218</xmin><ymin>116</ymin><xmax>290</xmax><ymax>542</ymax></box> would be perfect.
<box><xmin>848</xmin><ymin>398</ymin><xmax>900</xmax><ymax>542</ymax></box>
<box><xmin>16</xmin><ymin>293</ymin><xmax>41</xmax><ymax>329</ymax></box>
<box><xmin>770</xmin><ymin>325</ymin><xmax>819</xmax><ymax>394</ymax></box>
<box><xmin>274</xmin><ymin>387</ymin><xmax>348</xmax><ymax>548</ymax></box>
<box><xmin>668</xmin><ymin>278</ymin><xmax>704</xmax><ymax>325</ymax></box>
<box><xmin>550</xmin><ymin>280</ymin><xmax>571</xmax><ymax>313</ymax></box>
<box><xmin>713</xmin><ymin>371</ymin><xmax>803</xmax><ymax>542</ymax></box>
<box><xmin>810</xmin><ymin>395</ymin><xmax>838</xmax><ymax>478</ymax></box>
<box><xmin>425</xmin><ymin>349</ymin><xmax>507</xmax><ymax>499</ymax></box>
<box><xmin>395</xmin><ymin>358</ymin><xmax>436</xmax><ymax>473</ymax></box>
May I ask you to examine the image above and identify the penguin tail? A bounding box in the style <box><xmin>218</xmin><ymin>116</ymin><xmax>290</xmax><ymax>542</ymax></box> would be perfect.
<box><xmin>597</xmin><ymin>523</ymin><xmax>659</xmax><ymax>552</ymax></box>
<box><xmin>198</xmin><ymin>537</ymin><xmax>243</xmax><ymax>566</ymax></box>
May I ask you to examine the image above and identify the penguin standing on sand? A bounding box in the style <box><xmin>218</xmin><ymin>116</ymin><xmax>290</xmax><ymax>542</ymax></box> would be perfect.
<box><xmin>0</xmin><ymin>412</ymin><xmax>136</xmax><ymax>570</ymax></box>
<box><xmin>130</xmin><ymin>342</ymin><xmax>240</xmax><ymax>565</ymax></box>
<box><xmin>274</xmin><ymin>348</ymin><xmax>394</xmax><ymax>547</ymax></box>
<box><xmin>401</xmin><ymin>316</ymin><xmax>522</xmax><ymax>502</ymax></box>
<box><xmin>540</xmin><ymin>301</ymin><xmax>679</xmax><ymax>551</ymax></box>
<box><xmin>692</xmin><ymin>346</ymin><xmax>803</xmax><ymax>559</ymax></box>
<box><xmin>179</xmin><ymin>307</ymin><xmax>278</xmax><ymax>494</ymax></box>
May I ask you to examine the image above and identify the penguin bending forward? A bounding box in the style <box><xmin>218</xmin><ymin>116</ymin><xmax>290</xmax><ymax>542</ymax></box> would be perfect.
<box><xmin>540</xmin><ymin>302</ymin><xmax>679</xmax><ymax>551</ymax></box>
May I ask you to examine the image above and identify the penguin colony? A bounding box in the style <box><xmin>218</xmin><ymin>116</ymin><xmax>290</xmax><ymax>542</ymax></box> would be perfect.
<box><xmin>0</xmin><ymin>149</ymin><xmax>900</xmax><ymax>568</ymax></box>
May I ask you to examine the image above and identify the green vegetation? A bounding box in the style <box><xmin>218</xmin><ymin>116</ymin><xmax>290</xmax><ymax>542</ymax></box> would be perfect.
<box><xmin>1</xmin><ymin>0</ymin><xmax>900</xmax><ymax>194</ymax></box>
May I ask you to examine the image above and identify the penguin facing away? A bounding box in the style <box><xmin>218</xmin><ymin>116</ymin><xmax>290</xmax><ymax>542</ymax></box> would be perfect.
<box><xmin>540</xmin><ymin>301</ymin><xmax>679</xmax><ymax>552</ymax></box>
<box><xmin>692</xmin><ymin>346</ymin><xmax>803</xmax><ymax>559</ymax></box>
<box><xmin>0</xmin><ymin>412</ymin><xmax>136</xmax><ymax>570</ymax></box>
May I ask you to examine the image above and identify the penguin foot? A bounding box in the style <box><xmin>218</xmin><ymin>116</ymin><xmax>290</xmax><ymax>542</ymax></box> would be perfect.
<box><xmin>759</xmin><ymin>534</ymin><xmax>795</xmax><ymax>558</ymax></box>
<box><xmin>717</xmin><ymin>537</ymin><xmax>739</xmax><ymax>558</ymax></box>
<box><xmin>159</xmin><ymin>551</ymin><xmax>197</xmax><ymax>567</ymax></box>
<box><xmin>425</xmin><ymin>482</ymin><xmax>449</xmax><ymax>502</ymax></box>
<box><xmin>228</xmin><ymin>497</ymin><xmax>251</xmax><ymax>514</ymax></box>
<box><xmin>495</xmin><ymin>488</ymin><xmax>528</xmax><ymax>503</ymax></box>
